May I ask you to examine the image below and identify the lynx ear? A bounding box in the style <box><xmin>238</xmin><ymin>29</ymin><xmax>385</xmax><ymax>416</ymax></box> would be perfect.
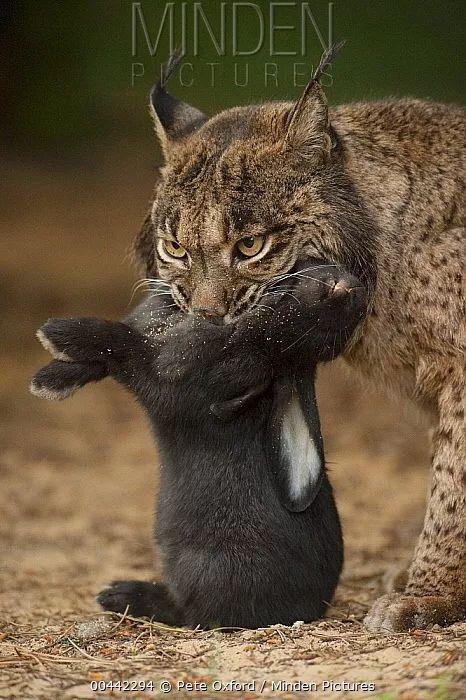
<box><xmin>283</xmin><ymin>42</ymin><xmax>344</xmax><ymax>163</ymax></box>
<box><xmin>284</xmin><ymin>82</ymin><xmax>330</xmax><ymax>162</ymax></box>
<box><xmin>150</xmin><ymin>51</ymin><xmax>207</xmax><ymax>154</ymax></box>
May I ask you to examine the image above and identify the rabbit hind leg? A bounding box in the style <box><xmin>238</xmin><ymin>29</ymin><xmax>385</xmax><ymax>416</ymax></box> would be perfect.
<box><xmin>97</xmin><ymin>580</ymin><xmax>184</xmax><ymax>626</ymax></box>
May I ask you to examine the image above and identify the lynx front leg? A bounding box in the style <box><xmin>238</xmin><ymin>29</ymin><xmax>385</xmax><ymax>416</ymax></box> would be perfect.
<box><xmin>365</xmin><ymin>365</ymin><xmax>466</xmax><ymax>632</ymax></box>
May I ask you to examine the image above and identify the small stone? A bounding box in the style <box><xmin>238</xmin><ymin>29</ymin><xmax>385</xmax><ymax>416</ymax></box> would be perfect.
<box><xmin>292</xmin><ymin>620</ymin><xmax>305</xmax><ymax>630</ymax></box>
<box><xmin>74</xmin><ymin>618</ymin><xmax>113</xmax><ymax>641</ymax></box>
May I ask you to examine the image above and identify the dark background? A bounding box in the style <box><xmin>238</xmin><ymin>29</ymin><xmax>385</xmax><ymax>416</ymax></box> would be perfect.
<box><xmin>4</xmin><ymin>0</ymin><xmax>466</xmax><ymax>158</ymax></box>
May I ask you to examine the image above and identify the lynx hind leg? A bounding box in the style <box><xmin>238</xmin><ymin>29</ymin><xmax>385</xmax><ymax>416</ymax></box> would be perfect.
<box><xmin>365</xmin><ymin>363</ymin><xmax>466</xmax><ymax>633</ymax></box>
<box><xmin>97</xmin><ymin>580</ymin><xmax>184</xmax><ymax>626</ymax></box>
<box><xmin>30</xmin><ymin>359</ymin><xmax>107</xmax><ymax>400</ymax></box>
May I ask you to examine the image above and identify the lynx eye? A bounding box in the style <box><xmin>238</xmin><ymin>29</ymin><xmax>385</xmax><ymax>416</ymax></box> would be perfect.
<box><xmin>236</xmin><ymin>235</ymin><xmax>265</xmax><ymax>258</ymax></box>
<box><xmin>161</xmin><ymin>240</ymin><xmax>187</xmax><ymax>259</ymax></box>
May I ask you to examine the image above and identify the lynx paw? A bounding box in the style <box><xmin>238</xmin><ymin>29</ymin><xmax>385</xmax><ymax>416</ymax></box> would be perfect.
<box><xmin>364</xmin><ymin>592</ymin><xmax>466</xmax><ymax>633</ymax></box>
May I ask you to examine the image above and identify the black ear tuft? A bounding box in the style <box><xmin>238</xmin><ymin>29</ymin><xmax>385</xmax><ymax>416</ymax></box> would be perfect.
<box><xmin>158</xmin><ymin>47</ymin><xmax>184</xmax><ymax>89</ymax></box>
<box><xmin>311</xmin><ymin>40</ymin><xmax>346</xmax><ymax>84</ymax></box>
<box><xmin>150</xmin><ymin>51</ymin><xmax>207</xmax><ymax>150</ymax></box>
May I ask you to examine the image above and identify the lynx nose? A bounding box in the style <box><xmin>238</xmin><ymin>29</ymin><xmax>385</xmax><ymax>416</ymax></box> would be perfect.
<box><xmin>191</xmin><ymin>280</ymin><xmax>227</xmax><ymax>319</ymax></box>
<box><xmin>192</xmin><ymin>304</ymin><xmax>227</xmax><ymax>319</ymax></box>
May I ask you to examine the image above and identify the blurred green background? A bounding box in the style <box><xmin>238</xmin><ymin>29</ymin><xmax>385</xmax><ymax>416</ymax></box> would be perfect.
<box><xmin>4</xmin><ymin>0</ymin><xmax>465</xmax><ymax>158</ymax></box>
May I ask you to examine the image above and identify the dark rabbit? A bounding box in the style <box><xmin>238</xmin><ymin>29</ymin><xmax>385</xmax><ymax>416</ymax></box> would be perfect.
<box><xmin>31</xmin><ymin>266</ymin><xmax>366</xmax><ymax>629</ymax></box>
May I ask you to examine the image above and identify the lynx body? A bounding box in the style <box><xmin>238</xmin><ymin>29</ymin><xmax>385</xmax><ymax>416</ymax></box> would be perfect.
<box><xmin>132</xmin><ymin>49</ymin><xmax>465</xmax><ymax>632</ymax></box>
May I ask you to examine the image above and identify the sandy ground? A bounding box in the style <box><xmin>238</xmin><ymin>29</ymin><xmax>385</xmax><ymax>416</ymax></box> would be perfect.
<box><xmin>1</xmin><ymin>161</ymin><xmax>465</xmax><ymax>699</ymax></box>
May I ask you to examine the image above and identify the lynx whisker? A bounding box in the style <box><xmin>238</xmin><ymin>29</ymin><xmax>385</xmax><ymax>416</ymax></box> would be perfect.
<box><xmin>148</xmin><ymin>298</ymin><xmax>178</xmax><ymax>308</ymax></box>
<box><xmin>254</xmin><ymin>303</ymin><xmax>276</xmax><ymax>313</ymax></box>
<box><xmin>294</xmin><ymin>274</ymin><xmax>335</xmax><ymax>288</ymax></box>
<box><xmin>148</xmin><ymin>291</ymin><xmax>174</xmax><ymax>299</ymax></box>
<box><xmin>267</xmin><ymin>263</ymin><xmax>339</xmax><ymax>287</ymax></box>
<box><xmin>132</xmin><ymin>277</ymin><xmax>170</xmax><ymax>292</ymax></box>
<box><xmin>262</xmin><ymin>290</ymin><xmax>301</xmax><ymax>305</ymax></box>
<box><xmin>130</xmin><ymin>278</ymin><xmax>172</xmax><ymax>304</ymax></box>
<box><xmin>281</xmin><ymin>323</ymin><xmax>318</xmax><ymax>352</ymax></box>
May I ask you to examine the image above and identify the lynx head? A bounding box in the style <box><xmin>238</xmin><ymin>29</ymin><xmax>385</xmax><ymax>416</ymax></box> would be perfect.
<box><xmin>135</xmin><ymin>45</ymin><xmax>374</xmax><ymax>322</ymax></box>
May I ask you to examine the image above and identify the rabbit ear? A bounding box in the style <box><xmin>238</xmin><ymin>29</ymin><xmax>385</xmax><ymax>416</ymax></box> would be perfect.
<box><xmin>210</xmin><ymin>380</ymin><xmax>271</xmax><ymax>421</ymax></box>
<box><xmin>269</xmin><ymin>377</ymin><xmax>324</xmax><ymax>512</ymax></box>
